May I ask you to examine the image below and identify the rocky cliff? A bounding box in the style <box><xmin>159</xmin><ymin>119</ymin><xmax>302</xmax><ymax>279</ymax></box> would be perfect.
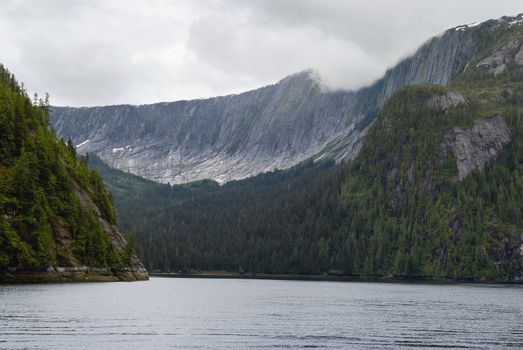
<box><xmin>441</xmin><ymin>116</ymin><xmax>512</xmax><ymax>181</ymax></box>
<box><xmin>50</xmin><ymin>14</ymin><xmax>523</xmax><ymax>185</ymax></box>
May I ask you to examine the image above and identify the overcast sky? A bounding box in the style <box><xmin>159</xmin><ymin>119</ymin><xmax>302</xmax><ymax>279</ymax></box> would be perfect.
<box><xmin>0</xmin><ymin>1</ymin><xmax>521</xmax><ymax>106</ymax></box>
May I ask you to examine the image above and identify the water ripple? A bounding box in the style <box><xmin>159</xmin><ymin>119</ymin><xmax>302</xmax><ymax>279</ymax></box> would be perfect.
<box><xmin>0</xmin><ymin>279</ymin><xmax>522</xmax><ymax>349</ymax></box>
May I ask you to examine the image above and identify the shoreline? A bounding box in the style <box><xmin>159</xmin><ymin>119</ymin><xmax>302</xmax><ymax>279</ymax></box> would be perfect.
<box><xmin>0</xmin><ymin>266</ymin><xmax>149</xmax><ymax>284</ymax></box>
<box><xmin>150</xmin><ymin>272</ymin><xmax>521</xmax><ymax>285</ymax></box>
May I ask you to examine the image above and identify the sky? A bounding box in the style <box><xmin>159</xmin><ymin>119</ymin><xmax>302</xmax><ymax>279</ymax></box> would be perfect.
<box><xmin>0</xmin><ymin>1</ymin><xmax>521</xmax><ymax>106</ymax></box>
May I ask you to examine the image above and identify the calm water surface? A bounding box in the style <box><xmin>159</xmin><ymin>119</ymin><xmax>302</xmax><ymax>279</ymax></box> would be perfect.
<box><xmin>0</xmin><ymin>277</ymin><xmax>522</xmax><ymax>349</ymax></box>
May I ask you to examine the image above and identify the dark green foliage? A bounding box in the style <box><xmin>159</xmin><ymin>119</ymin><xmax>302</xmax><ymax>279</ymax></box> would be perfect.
<box><xmin>0</xmin><ymin>64</ymin><xmax>122</xmax><ymax>270</ymax></box>
<box><xmin>74</xmin><ymin>210</ymin><xmax>119</xmax><ymax>267</ymax></box>
<box><xmin>91</xmin><ymin>155</ymin><xmax>345</xmax><ymax>274</ymax></box>
<box><xmin>122</xmin><ymin>235</ymin><xmax>136</xmax><ymax>266</ymax></box>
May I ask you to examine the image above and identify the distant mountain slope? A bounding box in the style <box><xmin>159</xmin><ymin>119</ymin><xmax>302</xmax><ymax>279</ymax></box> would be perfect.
<box><xmin>92</xmin><ymin>15</ymin><xmax>523</xmax><ymax>281</ymax></box>
<box><xmin>49</xmin><ymin>15</ymin><xmax>523</xmax><ymax>184</ymax></box>
<box><xmin>51</xmin><ymin>71</ymin><xmax>360</xmax><ymax>184</ymax></box>
<box><xmin>0</xmin><ymin>65</ymin><xmax>147</xmax><ymax>282</ymax></box>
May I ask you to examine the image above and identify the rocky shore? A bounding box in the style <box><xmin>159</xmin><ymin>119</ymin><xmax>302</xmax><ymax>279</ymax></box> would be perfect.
<box><xmin>0</xmin><ymin>266</ymin><xmax>149</xmax><ymax>283</ymax></box>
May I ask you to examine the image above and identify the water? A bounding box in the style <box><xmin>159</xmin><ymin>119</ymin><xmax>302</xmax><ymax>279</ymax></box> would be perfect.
<box><xmin>0</xmin><ymin>278</ymin><xmax>522</xmax><ymax>349</ymax></box>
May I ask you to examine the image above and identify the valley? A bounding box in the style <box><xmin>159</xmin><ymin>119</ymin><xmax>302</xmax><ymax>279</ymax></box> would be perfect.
<box><xmin>76</xmin><ymin>15</ymin><xmax>523</xmax><ymax>281</ymax></box>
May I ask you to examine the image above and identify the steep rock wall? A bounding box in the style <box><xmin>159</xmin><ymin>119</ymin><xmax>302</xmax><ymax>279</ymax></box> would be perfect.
<box><xmin>440</xmin><ymin>116</ymin><xmax>512</xmax><ymax>181</ymax></box>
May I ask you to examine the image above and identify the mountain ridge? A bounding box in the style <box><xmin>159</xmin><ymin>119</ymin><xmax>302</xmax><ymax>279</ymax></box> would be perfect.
<box><xmin>49</xmin><ymin>14</ymin><xmax>523</xmax><ymax>184</ymax></box>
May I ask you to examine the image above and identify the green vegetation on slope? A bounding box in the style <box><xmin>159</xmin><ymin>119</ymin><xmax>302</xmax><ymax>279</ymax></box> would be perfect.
<box><xmin>337</xmin><ymin>84</ymin><xmax>523</xmax><ymax>280</ymax></box>
<box><xmin>0</xmin><ymin>65</ymin><xmax>134</xmax><ymax>271</ymax></box>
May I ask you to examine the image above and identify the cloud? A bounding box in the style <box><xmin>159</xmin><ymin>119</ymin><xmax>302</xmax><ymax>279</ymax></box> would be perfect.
<box><xmin>0</xmin><ymin>0</ymin><xmax>521</xmax><ymax>106</ymax></box>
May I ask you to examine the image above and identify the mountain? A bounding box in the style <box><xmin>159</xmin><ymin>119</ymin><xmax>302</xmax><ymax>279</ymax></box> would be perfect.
<box><xmin>50</xmin><ymin>71</ymin><xmax>361</xmax><ymax>184</ymax></box>
<box><xmin>0</xmin><ymin>65</ymin><xmax>148</xmax><ymax>282</ymax></box>
<box><xmin>47</xmin><ymin>15</ymin><xmax>516</xmax><ymax>185</ymax></box>
<box><xmin>91</xmin><ymin>14</ymin><xmax>523</xmax><ymax>281</ymax></box>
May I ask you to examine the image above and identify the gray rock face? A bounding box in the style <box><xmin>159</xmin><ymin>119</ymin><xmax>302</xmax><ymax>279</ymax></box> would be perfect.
<box><xmin>515</xmin><ymin>44</ymin><xmax>523</xmax><ymax>66</ymax></box>
<box><xmin>50</xmin><ymin>17</ymin><xmax>506</xmax><ymax>184</ymax></box>
<box><xmin>427</xmin><ymin>92</ymin><xmax>466</xmax><ymax>111</ymax></box>
<box><xmin>477</xmin><ymin>40</ymin><xmax>521</xmax><ymax>76</ymax></box>
<box><xmin>52</xmin><ymin>72</ymin><xmax>361</xmax><ymax>184</ymax></box>
<box><xmin>441</xmin><ymin>116</ymin><xmax>511</xmax><ymax>180</ymax></box>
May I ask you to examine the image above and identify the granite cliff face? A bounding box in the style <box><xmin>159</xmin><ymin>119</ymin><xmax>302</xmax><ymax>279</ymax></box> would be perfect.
<box><xmin>441</xmin><ymin>116</ymin><xmax>512</xmax><ymax>181</ymax></box>
<box><xmin>50</xmin><ymin>15</ymin><xmax>522</xmax><ymax>184</ymax></box>
<box><xmin>52</xmin><ymin>72</ymin><xmax>360</xmax><ymax>184</ymax></box>
<box><xmin>427</xmin><ymin>92</ymin><xmax>466</xmax><ymax>111</ymax></box>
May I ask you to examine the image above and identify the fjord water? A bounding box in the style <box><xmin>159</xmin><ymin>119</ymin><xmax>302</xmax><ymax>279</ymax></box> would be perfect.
<box><xmin>0</xmin><ymin>278</ymin><xmax>521</xmax><ymax>349</ymax></box>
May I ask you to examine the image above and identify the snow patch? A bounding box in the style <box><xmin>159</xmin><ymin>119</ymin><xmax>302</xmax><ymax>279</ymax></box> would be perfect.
<box><xmin>76</xmin><ymin>139</ymin><xmax>90</xmax><ymax>148</ymax></box>
<box><xmin>112</xmin><ymin>145</ymin><xmax>133</xmax><ymax>153</ymax></box>
<box><xmin>455</xmin><ymin>21</ymin><xmax>482</xmax><ymax>31</ymax></box>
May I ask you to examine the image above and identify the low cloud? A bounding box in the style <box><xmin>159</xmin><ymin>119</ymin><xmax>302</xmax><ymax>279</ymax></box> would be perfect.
<box><xmin>0</xmin><ymin>0</ymin><xmax>521</xmax><ymax>106</ymax></box>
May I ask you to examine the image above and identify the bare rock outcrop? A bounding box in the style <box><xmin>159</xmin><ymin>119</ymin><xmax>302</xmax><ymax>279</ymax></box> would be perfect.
<box><xmin>427</xmin><ymin>92</ymin><xmax>466</xmax><ymax>111</ymax></box>
<box><xmin>477</xmin><ymin>40</ymin><xmax>521</xmax><ymax>76</ymax></box>
<box><xmin>515</xmin><ymin>44</ymin><xmax>523</xmax><ymax>66</ymax></box>
<box><xmin>440</xmin><ymin>116</ymin><xmax>511</xmax><ymax>180</ymax></box>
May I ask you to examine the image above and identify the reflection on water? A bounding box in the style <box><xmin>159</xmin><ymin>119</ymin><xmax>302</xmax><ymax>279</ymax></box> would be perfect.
<box><xmin>0</xmin><ymin>278</ymin><xmax>522</xmax><ymax>349</ymax></box>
